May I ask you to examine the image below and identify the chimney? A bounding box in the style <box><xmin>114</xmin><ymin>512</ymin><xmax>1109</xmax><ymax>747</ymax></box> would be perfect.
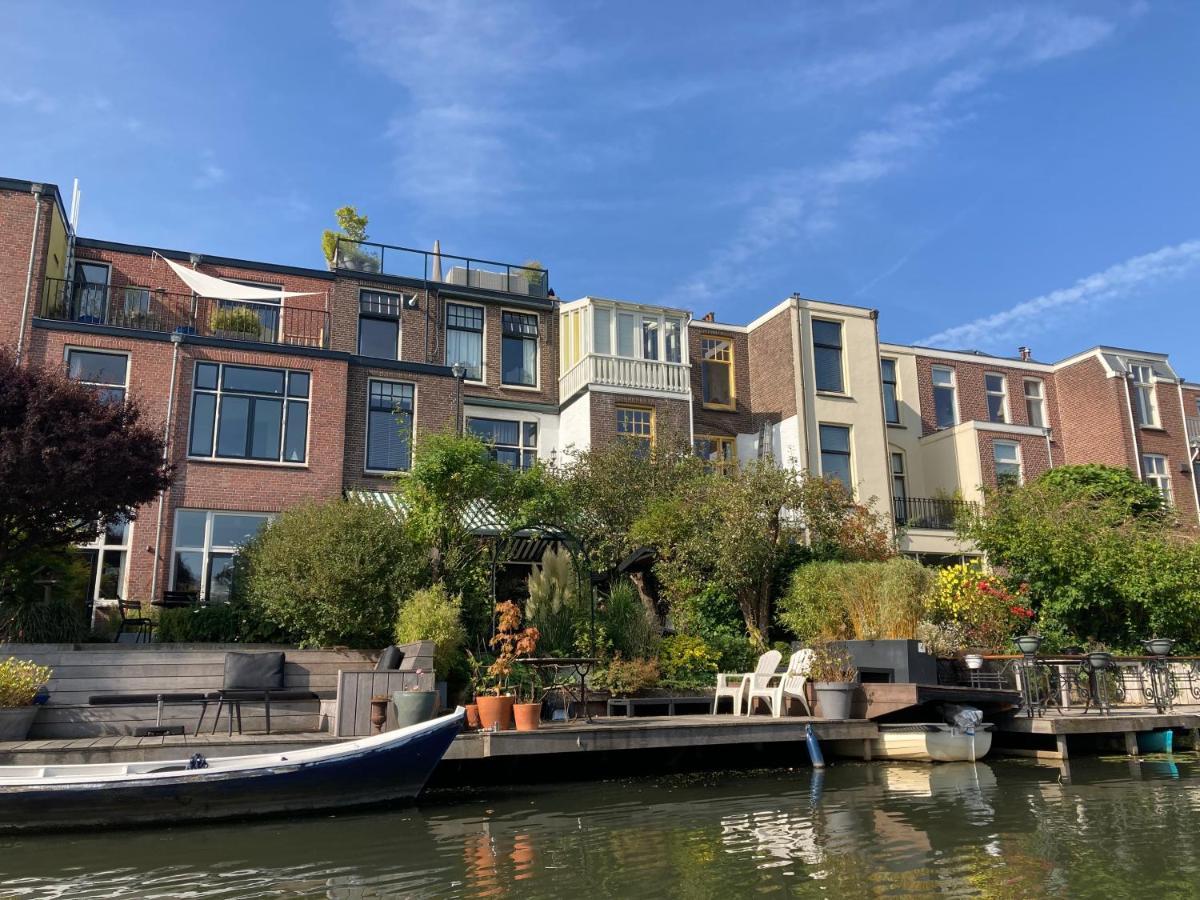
<box><xmin>702</xmin><ymin>312</ymin><xmax>715</xmax><ymax>322</ymax></box>
<box><xmin>1018</xmin><ymin>346</ymin><xmax>1032</xmax><ymax>362</ymax></box>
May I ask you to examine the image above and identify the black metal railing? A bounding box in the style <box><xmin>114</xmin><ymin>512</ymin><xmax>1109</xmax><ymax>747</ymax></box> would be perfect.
<box><xmin>39</xmin><ymin>278</ymin><xmax>330</xmax><ymax>348</ymax></box>
<box><xmin>893</xmin><ymin>496</ymin><xmax>975</xmax><ymax>530</ymax></box>
<box><xmin>334</xmin><ymin>238</ymin><xmax>549</xmax><ymax>299</ymax></box>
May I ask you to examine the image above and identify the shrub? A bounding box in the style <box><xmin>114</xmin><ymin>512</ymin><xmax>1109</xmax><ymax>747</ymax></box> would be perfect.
<box><xmin>808</xmin><ymin>644</ymin><xmax>858</xmax><ymax>683</ymax></box>
<box><xmin>0</xmin><ymin>596</ymin><xmax>88</xmax><ymax>643</ymax></box>
<box><xmin>601</xmin><ymin>579</ymin><xmax>658</xmax><ymax>660</ymax></box>
<box><xmin>395</xmin><ymin>584</ymin><xmax>467</xmax><ymax>676</ymax></box>
<box><xmin>156</xmin><ymin>603</ymin><xmax>287</xmax><ymax>644</ymax></box>
<box><xmin>209</xmin><ymin>306</ymin><xmax>263</xmax><ymax>337</ymax></box>
<box><xmin>526</xmin><ymin>546</ymin><xmax>581</xmax><ymax>656</ymax></box>
<box><xmin>657</xmin><ymin>634</ymin><xmax>720</xmax><ymax>689</ymax></box>
<box><xmin>777</xmin><ymin>559</ymin><xmax>932</xmax><ymax>643</ymax></box>
<box><xmin>237</xmin><ymin>498</ymin><xmax>422</xmax><ymax>648</ymax></box>
<box><xmin>708</xmin><ymin>632</ymin><xmax>758</xmax><ymax>674</ymax></box>
<box><xmin>669</xmin><ymin>584</ymin><xmax>744</xmax><ymax>639</ymax></box>
<box><xmin>0</xmin><ymin>657</ymin><xmax>52</xmax><ymax>707</ymax></box>
<box><xmin>601</xmin><ymin>657</ymin><xmax>660</xmax><ymax>697</ymax></box>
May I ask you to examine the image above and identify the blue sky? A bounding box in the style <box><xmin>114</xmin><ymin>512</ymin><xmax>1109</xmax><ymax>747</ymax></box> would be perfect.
<box><xmin>3</xmin><ymin>2</ymin><xmax>1199</xmax><ymax>370</ymax></box>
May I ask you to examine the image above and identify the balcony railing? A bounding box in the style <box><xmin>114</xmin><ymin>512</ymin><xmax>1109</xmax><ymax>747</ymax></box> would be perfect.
<box><xmin>38</xmin><ymin>278</ymin><xmax>329</xmax><ymax>348</ymax></box>
<box><xmin>334</xmin><ymin>238</ymin><xmax>549</xmax><ymax>299</ymax></box>
<box><xmin>560</xmin><ymin>353</ymin><xmax>690</xmax><ymax>401</ymax></box>
<box><xmin>893</xmin><ymin>496</ymin><xmax>975</xmax><ymax>530</ymax></box>
<box><xmin>1187</xmin><ymin>416</ymin><xmax>1200</xmax><ymax>445</ymax></box>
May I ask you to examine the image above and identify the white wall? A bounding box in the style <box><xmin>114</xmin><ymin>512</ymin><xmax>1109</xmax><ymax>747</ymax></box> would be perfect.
<box><xmin>556</xmin><ymin>392</ymin><xmax>592</xmax><ymax>456</ymax></box>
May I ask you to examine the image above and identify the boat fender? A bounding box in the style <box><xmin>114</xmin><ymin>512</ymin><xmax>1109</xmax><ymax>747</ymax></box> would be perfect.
<box><xmin>805</xmin><ymin>724</ymin><xmax>826</xmax><ymax>769</ymax></box>
<box><xmin>186</xmin><ymin>753</ymin><xmax>208</xmax><ymax>770</ymax></box>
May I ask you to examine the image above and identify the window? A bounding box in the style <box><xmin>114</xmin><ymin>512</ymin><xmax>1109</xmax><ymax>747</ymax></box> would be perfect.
<box><xmin>446</xmin><ymin>302</ymin><xmax>484</xmax><ymax>381</ymax></box>
<box><xmin>1130</xmin><ymin>364</ymin><xmax>1159</xmax><ymax>427</ymax></box>
<box><xmin>881</xmin><ymin>358</ymin><xmax>900</xmax><ymax>424</ymax></box>
<box><xmin>501</xmin><ymin>311</ymin><xmax>538</xmax><ymax>386</ymax></box>
<box><xmin>1024</xmin><ymin>378</ymin><xmax>1046</xmax><ymax>429</ymax></box>
<box><xmin>812</xmin><ymin>319</ymin><xmax>844</xmax><ymax>393</ymax></box>
<box><xmin>172</xmin><ymin>509</ymin><xmax>272</xmax><ymax>603</ymax></box>
<box><xmin>78</xmin><ymin>516</ymin><xmax>131</xmax><ymax>615</ymax></box>
<box><xmin>72</xmin><ymin>261</ymin><xmax>110</xmax><ymax>321</ymax></box>
<box><xmin>189</xmin><ymin>362</ymin><xmax>310</xmax><ymax>463</ymax></box>
<box><xmin>993</xmin><ymin>441</ymin><xmax>1022</xmax><ymax>486</ymax></box>
<box><xmin>593</xmin><ymin>307</ymin><xmax>611</xmax><ymax>355</ymax></box>
<box><xmin>467</xmin><ymin>417</ymin><xmax>538</xmax><ymax>469</ymax></box>
<box><xmin>641</xmin><ymin>317</ymin><xmax>659</xmax><ymax>361</ymax></box>
<box><xmin>664</xmin><ymin>317</ymin><xmax>683</xmax><ymax>364</ymax></box>
<box><xmin>694</xmin><ymin>435</ymin><xmax>736</xmax><ymax>474</ymax></box>
<box><xmin>616</xmin><ymin>312</ymin><xmax>636</xmax><ymax>358</ymax></box>
<box><xmin>819</xmin><ymin>424</ymin><xmax>852</xmax><ymax>488</ymax></box>
<box><xmin>700</xmin><ymin>336</ymin><xmax>735</xmax><ymax>409</ymax></box>
<box><xmin>358</xmin><ymin>289</ymin><xmax>406</xmax><ymax>360</ymax></box>
<box><xmin>616</xmin><ymin>406</ymin><xmax>654</xmax><ymax>456</ymax></box>
<box><xmin>891</xmin><ymin>452</ymin><xmax>908</xmax><ymax>524</ymax></box>
<box><xmin>1143</xmin><ymin>454</ymin><xmax>1172</xmax><ymax>504</ymax></box>
<box><xmin>66</xmin><ymin>348</ymin><xmax>128</xmax><ymax>404</ymax></box>
<box><xmin>932</xmin><ymin>366</ymin><xmax>957</xmax><ymax>429</ymax></box>
<box><xmin>985</xmin><ymin>373</ymin><xmax>1008</xmax><ymax>423</ymax></box>
<box><xmin>365</xmin><ymin>379</ymin><xmax>415</xmax><ymax>472</ymax></box>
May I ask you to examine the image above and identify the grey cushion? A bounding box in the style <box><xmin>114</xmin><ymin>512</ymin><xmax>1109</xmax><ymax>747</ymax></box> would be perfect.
<box><xmin>223</xmin><ymin>651</ymin><xmax>285</xmax><ymax>690</ymax></box>
<box><xmin>375</xmin><ymin>645</ymin><xmax>405</xmax><ymax>671</ymax></box>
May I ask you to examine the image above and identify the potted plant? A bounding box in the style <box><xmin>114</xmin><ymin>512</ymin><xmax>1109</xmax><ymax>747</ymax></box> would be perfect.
<box><xmin>391</xmin><ymin>668</ymin><xmax>438</xmax><ymax>729</ymax></box>
<box><xmin>1144</xmin><ymin>637</ymin><xmax>1175</xmax><ymax>657</ymax></box>
<box><xmin>0</xmin><ymin>657</ymin><xmax>52</xmax><ymax>741</ymax></box>
<box><xmin>512</xmin><ymin>665</ymin><xmax>542</xmax><ymax>732</ymax></box>
<box><xmin>1084</xmin><ymin>640</ymin><xmax>1113</xmax><ymax>671</ymax></box>
<box><xmin>209</xmin><ymin>306</ymin><xmax>264</xmax><ymax>339</ymax></box>
<box><xmin>1014</xmin><ymin>633</ymin><xmax>1043</xmax><ymax>656</ymax></box>
<box><xmin>963</xmin><ymin>652</ymin><xmax>985</xmax><ymax>670</ymax></box>
<box><xmin>464</xmin><ymin>651</ymin><xmax>483</xmax><ymax>730</ymax></box>
<box><xmin>477</xmin><ymin>602</ymin><xmax>540</xmax><ymax>731</ymax></box>
<box><xmin>809</xmin><ymin>644</ymin><xmax>859</xmax><ymax>720</ymax></box>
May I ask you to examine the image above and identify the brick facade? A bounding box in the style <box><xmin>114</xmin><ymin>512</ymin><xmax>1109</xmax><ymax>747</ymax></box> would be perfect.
<box><xmin>690</xmin><ymin>326</ymin><xmax>753</xmax><ymax>439</ymax></box>
<box><xmin>587</xmin><ymin>390</ymin><xmax>691</xmax><ymax>449</ymax></box>
<box><xmin>746</xmin><ymin>308</ymin><xmax>796</xmax><ymax>432</ymax></box>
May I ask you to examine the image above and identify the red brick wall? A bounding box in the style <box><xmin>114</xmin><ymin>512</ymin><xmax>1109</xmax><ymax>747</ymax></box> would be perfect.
<box><xmin>587</xmin><ymin>391</ymin><xmax>691</xmax><ymax>449</ymax></box>
<box><xmin>1053</xmin><ymin>356</ymin><xmax>1136</xmax><ymax>469</ymax></box>
<box><xmin>0</xmin><ymin>188</ymin><xmax>56</xmax><ymax>353</ymax></box>
<box><xmin>976</xmin><ymin>429</ymin><xmax>1053</xmax><ymax>489</ymax></box>
<box><xmin>691</xmin><ymin>327</ymin><xmax>752</xmax><ymax>438</ymax></box>
<box><xmin>747</xmin><ymin>308</ymin><xmax>796</xmax><ymax>432</ymax></box>
<box><xmin>330</xmin><ymin>275</ymin><xmax>433</xmax><ymax>363</ymax></box>
<box><xmin>1135</xmin><ymin>376</ymin><xmax>1198</xmax><ymax>523</ymax></box>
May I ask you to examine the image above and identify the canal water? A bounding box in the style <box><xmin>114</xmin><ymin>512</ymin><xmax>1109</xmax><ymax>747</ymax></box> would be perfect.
<box><xmin>2</xmin><ymin>756</ymin><xmax>1198</xmax><ymax>898</ymax></box>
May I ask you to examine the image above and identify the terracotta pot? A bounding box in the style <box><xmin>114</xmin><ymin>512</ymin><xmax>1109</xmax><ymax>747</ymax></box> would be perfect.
<box><xmin>513</xmin><ymin>702</ymin><xmax>542</xmax><ymax>731</ymax></box>
<box><xmin>476</xmin><ymin>694</ymin><xmax>515</xmax><ymax>731</ymax></box>
<box><xmin>465</xmin><ymin>703</ymin><xmax>481</xmax><ymax>730</ymax></box>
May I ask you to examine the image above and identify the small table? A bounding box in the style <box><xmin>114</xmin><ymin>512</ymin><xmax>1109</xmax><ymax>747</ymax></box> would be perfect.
<box><xmin>520</xmin><ymin>657</ymin><xmax>598</xmax><ymax>722</ymax></box>
<box><xmin>607</xmin><ymin>696</ymin><xmax>712</xmax><ymax>717</ymax></box>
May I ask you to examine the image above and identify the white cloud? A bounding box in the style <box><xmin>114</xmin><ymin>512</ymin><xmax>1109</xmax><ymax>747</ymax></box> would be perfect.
<box><xmin>192</xmin><ymin>160</ymin><xmax>227</xmax><ymax>190</ymax></box>
<box><xmin>0</xmin><ymin>85</ymin><xmax>57</xmax><ymax>114</ymax></box>
<box><xmin>920</xmin><ymin>240</ymin><xmax>1200</xmax><ymax>349</ymax></box>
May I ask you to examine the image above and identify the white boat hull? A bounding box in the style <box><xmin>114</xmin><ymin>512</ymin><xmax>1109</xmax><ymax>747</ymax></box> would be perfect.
<box><xmin>871</xmin><ymin>725</ymin><xmax>993</xmax><ymax>762</ymax></box>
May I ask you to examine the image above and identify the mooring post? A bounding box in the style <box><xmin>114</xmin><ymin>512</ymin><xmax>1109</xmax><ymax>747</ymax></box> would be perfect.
<box><xmin>1125</xmin><ymin>731</ymin><xmax>1140</xmax><ymax>758</ymax></box>
<box><xmin>1055</xmin><ymin>733</ymin><xmax>1070</xmax><ymax>760</ymax></box>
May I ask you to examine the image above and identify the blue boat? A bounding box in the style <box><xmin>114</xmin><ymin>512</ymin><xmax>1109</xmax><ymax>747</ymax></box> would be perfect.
<box><xmin>0</xmin><ymin>707</ymin><xmax>463</xmax><ymax>833</ymax></box>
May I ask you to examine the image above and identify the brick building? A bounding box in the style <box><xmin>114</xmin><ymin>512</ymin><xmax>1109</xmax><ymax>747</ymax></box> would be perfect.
<box><xmin>3</xmin><ymin>174</ymin><xmax>1199</xmax><ymax>610</ymax></box>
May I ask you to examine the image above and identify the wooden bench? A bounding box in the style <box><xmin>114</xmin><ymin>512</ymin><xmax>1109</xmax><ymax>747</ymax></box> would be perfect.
<box><xmin>607</xmin><ymin>696</ymin><xmax>714</xmax><ymax>717</ymax></box>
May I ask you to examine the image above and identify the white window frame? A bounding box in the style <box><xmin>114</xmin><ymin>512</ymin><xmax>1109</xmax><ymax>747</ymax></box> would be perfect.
<box><xmin>357</xmin><ymin>288</ymin><xmax>407</xmax><ymax>361</ymax></box>
<box><xmin>993</xmin><ymin>440</ymin><xmax>1023</xmax><ymax>485</ymax></box>
<box><xmin>170</xmin><ymin>509</ymin><xmax>274</xmax><ymax>602</ymax></box>
<box><xmin>1024</xmin><ymin>378</ymin><xmax>1046</xmax><ymax>429</ymax></box>
<box><xmin>64</xmin><ymin>345</ymin><xmax>131</xmax><ymax>403</ymax></box>
<box><xmin>445</xmin><ymin>300</ymin><xmax>487</xmax><ymax>383</ymax></box>
<box><xmin>466</xmin><ymin>415</ymin><xmax>539</xmax><ymax>469</ymax></box>
<box><xmin>1130</xmin><ymin>363</ymin><xmax>1160</xmax><ymax>427</ymax></box>
<box><xmin>931</xmin><ymin>365</ymin><xmax>959</xmax><ymax>429</ymax></box>
<box><xmin>187</xmin><ymin>361</ymin><xmax>311</xmax><ymax>466</ymax></box>
<box><xmin>1142</xmin><ymin>453</ymin><xmax>1172</xmax><ymax>504</ymax></box>
<box><xmin>984</xmin><ymin>372</ymin><xmax>1009</xmax><ymax>424</ymax></box>
<box><xmin>499</xmin><ymin>306</ymin><xmax>541</xmax><ymax>390</ymax></box>
<box><xmin>78</xmin><ymin>516</ymin><xmax>133</xmax><ymax>611</ymax></box>
<box><xmin>588</xmin><ymin>301</ymin><xmax>685</xmax><ymax>364</ymax></box>
<box><xmin>364</xmin><ymin>378</ymin><xmax>417</xmax><ymax>475</ymax></box>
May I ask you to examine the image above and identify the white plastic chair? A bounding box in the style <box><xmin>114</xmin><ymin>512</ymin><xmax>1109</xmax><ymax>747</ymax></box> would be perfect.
<box><xmin>747</xmin><ymin>648</ymin><xmax>814</xmax><ymax>718</ymax></box>
<box><xmin>714</xmin><ymin>649</ymin><xmax>781</xmax><ymax>715</ymax></box>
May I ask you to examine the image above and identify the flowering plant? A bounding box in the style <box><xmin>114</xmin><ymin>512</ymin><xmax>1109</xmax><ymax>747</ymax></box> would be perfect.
<box><xmin>929</xmin><ymin>564</ymin><xmax>1034</xmax><ymax>653</ymax></box>
<box><xmin>0</xmin><ymin>657</ymin><xmax>52</xmax><ymax>708</ymax></box>
<box><xmin>487</xmin><ymin>602</ymin><xmax>540</xmax><ymax>696</ymax></box>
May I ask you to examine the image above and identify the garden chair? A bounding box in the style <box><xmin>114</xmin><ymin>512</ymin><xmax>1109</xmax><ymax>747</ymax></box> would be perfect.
<box><xmin>713</xmin><ymin>649</ymin><xmax>781</xmax><ymax>715</ymax></box>
<box><xmin>746</xmin><ymin>648</ymin><xmax>814</xmax><ymax>718</ymax></box>
<box><xmin>114</xmin><ymin>599</ymin><xmax>154</xmax><ymax>643</ymax></box>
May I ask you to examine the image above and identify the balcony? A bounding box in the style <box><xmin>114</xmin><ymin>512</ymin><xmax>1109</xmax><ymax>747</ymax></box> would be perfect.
<box><xmin>334</xmin><ymin>238</ymin><xmax>549</xmax><ymax>300</ymax></box>
<box><xmin>560</xmin><ymin>353</ymin><xmax>690</xmax><ymax>402</ymax></box>
<box><xmin>38</xmin><ymin>279</ymin><xmax>329</xmax><ymax>348</ymax></box>
<box><xmin>893</xmin><ymin>496</ymin><xmax>976</xmax><ymax>530</ymax></box>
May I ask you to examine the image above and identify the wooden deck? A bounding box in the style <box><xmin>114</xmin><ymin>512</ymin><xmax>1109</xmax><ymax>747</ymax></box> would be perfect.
<box><xmin>992</xmin><ymin>707</ymin><xmax>1200</xmax><ymax>759</ymax></box>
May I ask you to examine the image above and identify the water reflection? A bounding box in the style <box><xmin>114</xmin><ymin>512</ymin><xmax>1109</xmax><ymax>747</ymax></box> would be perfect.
<box><xmin>2</xmin><ymin>758</ymin><xmax>1199</xmax><ymax>898</ymax></box>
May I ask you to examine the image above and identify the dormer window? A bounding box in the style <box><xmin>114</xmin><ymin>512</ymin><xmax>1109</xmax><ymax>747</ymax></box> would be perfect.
<box><xmin>1130</xmin><ymin>363</ymin><xmax>1159</xmax><ymax>427</ymax></box>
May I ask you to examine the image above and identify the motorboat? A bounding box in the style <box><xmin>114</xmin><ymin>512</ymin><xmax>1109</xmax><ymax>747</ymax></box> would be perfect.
<box><xmin>869</xmin><ymin>722</ymin><xmax>993</xmax><ymax>762</ymax></box>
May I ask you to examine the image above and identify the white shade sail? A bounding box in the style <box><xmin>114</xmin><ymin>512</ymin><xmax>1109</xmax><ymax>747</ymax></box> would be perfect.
<box><xmin>159</xmin><ymin>255</ymin><xmax>319</xmax><ymax>301</ymax></box>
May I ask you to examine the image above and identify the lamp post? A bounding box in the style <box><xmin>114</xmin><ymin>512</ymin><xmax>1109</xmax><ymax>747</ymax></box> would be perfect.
<box><xmin>451</xmin><ymin>363</ymin><xmax>466</xmax><ymax>435</ymax></box>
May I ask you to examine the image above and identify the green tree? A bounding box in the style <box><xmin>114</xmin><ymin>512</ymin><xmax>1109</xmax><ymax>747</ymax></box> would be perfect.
<box><xmin>321</xmin><ymin>205</ymin><xmax>377</xmax><ymax>271</ymax></box>
<box><xmin>394</xmin><ymin>583</ymin><xmax>467</xmax><ymax>676</ymax></box>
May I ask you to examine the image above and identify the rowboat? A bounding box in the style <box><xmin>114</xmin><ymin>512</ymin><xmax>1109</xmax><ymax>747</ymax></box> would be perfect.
<box><xmin>869</xmin><ymin>723</ymin><xmax>993</xmax><ymax>762</ymax></box>
<box><xmin>0</xmin><ymin>707</ymin><xmax>464</xmax><ymax>833</ymax></box>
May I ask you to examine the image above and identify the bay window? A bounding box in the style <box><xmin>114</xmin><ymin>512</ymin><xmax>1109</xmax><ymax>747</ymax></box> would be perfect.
<box><xmin>189</xmin><ymin>362</ymin><xmax>310</xmax><ymax>464</ymax></box>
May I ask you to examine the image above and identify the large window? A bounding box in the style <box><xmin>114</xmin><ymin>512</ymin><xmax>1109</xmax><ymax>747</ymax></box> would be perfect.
<box><xmin>891</xmin><ymin>451</ymin><xmax>908</xmax><ymax>523</ymax></box>
<box><xmin>695</xmin><ymin>435</ymin><xmax>735</xmax><ymax>474</ymax></box>
<box><xmin>172</xmin><ymin>509</ymin><xmax>272</xmax><ymax>603</ymax></box>
<box><xmin>66</xmin><ymin>348</ymin><xmax>128</xmax><ymax>404</ymax></box>
<box><xmin>467</xmin><ymin>417</ymin><xmax>538</xmax><ymax>469</ymax></box>
<box><xmin>501</xmin><ymin>311</ymin><xmax>538</xmax><ymax>386</ymax></box>
<box><xmin>446</xmin><ymin>302</ymin><xmax>484</xmax><ymax>381</ymax></box>
<box><xmin>358</xmin><ymin>289</ymin><xmax>405</xmax><ymax>360</ymax></box>
<box><xmin>1143</xmin><ymin>454</ymin><xmax>1172</xmax><ymax>503</ymax></box>
<box><xmin>993</xmin><ymin>441</ymin><xmax>1022</xmax><ymax>486</ymax></box>
<box><xmin>700</xmin><ymin>336</ymin><xmax>735</xmax><ymax>409</ymax></box>
<box><xmin>189</xmin><ymin>362</ymin><xmax>310</xmax><ymax>464</ymax></box>
<box><xmin>616</xmin><ymin>406</ymin><xmax>654</xmax><ymax>457</ymax></box>
<box><xmin>1024</xmin><ymin>378</ymin><xmax>1046</xmax><ymax>428</ymax></box>
<box><xmin>78</xmin><ymin>517</ymin><xmax>130</xmax><ymax>615</ymax></box>
<box><xmin>366</xmin><ymin>379</ymin><xmax>415</xmax><ymax>473</ymax></box>
<box><xmin>1131</xmin><ymin>363</ymin><xmax>1159</xmax><ymax>427</ymax></box>
<box><xmin>932</xmin><ymin>366</ymin><xmax>957</xmax><ymax>429</ymax></box>
<box><xmin>812</xmin><ymin>319</ymin><xmax>844</xmax><ymax>393</ymax></box>
<box><xmin>664</xmin><ymin>318</ymin><xmax>682</xmax><ymax>363</ymax></box>
<box><xmin>592</xmin><ymin>307</ymin><xmax>611</xmax><ymax>356</ymax></box>
<box><xmin>819</xmin><ymin>424</ymin><xmax>852</xmax><ymax>488</ymax></box>
<box><xmin>985</xmin><ymin>373</ymin><xmax>1008</xmax><ymax>423</ymax></box>
<box><xmin>72</xmin><ymin>261</ymin><xmax>110</xmax><ymax>321</ymax></box>
<box><xmin>881</xmin><ymin>358</ymin><xmax>900</xmax><ymax>424</ymax></box>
